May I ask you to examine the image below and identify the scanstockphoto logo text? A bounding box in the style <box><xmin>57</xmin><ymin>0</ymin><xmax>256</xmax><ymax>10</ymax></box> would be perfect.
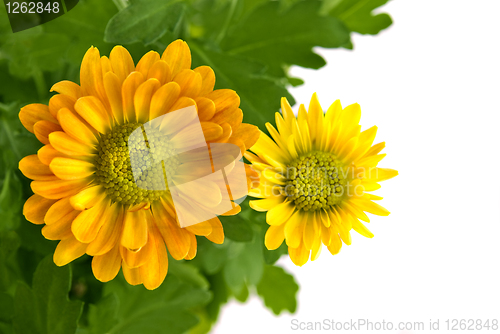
<box><xmin>290</xmin><ymin>318</ymin><xmax>500</xmax><ymax>332</ymax></box>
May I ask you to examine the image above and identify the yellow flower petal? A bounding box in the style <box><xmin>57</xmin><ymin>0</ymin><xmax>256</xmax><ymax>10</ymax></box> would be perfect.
<box><xmin>267</xmin><ymin>200</ymin><xmax>295</xmax><ymax>226</ymax></box>
<box><xmin>194</xmin><ymin>66</ymin><xmax>215</xmax><ymax>96</ymax></box>
<box><xmin>265</xmin><ymin>224</ymin><xmax>285</xmax><ymax>250</ymax></box>
<box><xmin>288</xmin><ymin>242</ymin><xmax>309</xmax><ymax>266</ymax></box>
<box><xmin>284</xmin><ymin>211</ymin><xmax>305</xmax><ymax>248</ymax></box>
<box><xmin>249</xmin><ymin>196</ymin><xmax>284</xmax><ymax>212</ymax></box>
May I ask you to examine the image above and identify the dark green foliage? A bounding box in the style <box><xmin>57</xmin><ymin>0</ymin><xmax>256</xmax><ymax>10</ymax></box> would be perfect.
<box><xmin>0</xmin><ymin>0</ymin><xmax>391</xmax><ymax>332</ymax></box>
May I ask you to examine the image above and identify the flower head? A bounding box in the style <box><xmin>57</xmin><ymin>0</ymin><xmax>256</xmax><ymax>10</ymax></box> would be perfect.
<box><xmin>247</xmin><ymin>94</ymin><xmax>397</xmax><ymax>266</ymax></box>
<box><xmin>19</xmin><ymin>40</ymin><xmax>260</xmax><ymax>289</ymax></box>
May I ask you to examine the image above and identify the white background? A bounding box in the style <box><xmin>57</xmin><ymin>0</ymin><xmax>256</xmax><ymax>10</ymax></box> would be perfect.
<box><xmin>215</xmin><ymin>1</ymin><xmax>500</xmax><ymax>333</ymax></box>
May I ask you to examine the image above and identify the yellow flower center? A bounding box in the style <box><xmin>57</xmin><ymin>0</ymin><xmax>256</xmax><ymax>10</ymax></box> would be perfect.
<box><xmin>284</xmin><ymin>151</ymin><xmax>347</xmax><ymax>211</ymax></box>
<box><xmin>94</xmin><ymin>123</ymin><xmax>179</xmax><ymax>206</ymax></box>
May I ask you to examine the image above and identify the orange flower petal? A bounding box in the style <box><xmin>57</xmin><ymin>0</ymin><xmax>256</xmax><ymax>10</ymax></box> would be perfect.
<box><xmin>161</xmin><ymin>39</ymin><xmax>191</xmax><ymax>78</ymax></box>
<box><xmin>194</xmin><ymin>66</ymin><xmax>215</xmax><ymax>96</ymax></box>
<box><xmin>19</xmin><ymin>155</ymin><xmax>58</xmax><ymax>181</ymax></box>
<box><xmin>48</xmin><ymin>94</ymin><xmax>76</xmax><ymax>118</ymax></box>
<box><xmin>49</xmin><ymin>131</ymin><xmax>96</xmax><ymax>156</ymax></box>
<box><xmin>149</xmin><ymin>81</ymin><xmax>181</xmax><ymax>120</ymax></box>
<box><xmin>34</xmin><ymin>121</ymin><xmax>63</xmax><ymax>145</ymax></box>
<box><xmin>134</xmin><ymin>78</ymin><xmax>161</xmax><ymax>123</ymax></box>
<box><xmin>71</xmin><ymin>198</ymin><xmax>108</xmax><ymax>243</ymax></box>
<box><xmin>74</xmin><ymin>96</ymin><xmax>112</xmax><ymax>134</ymax></box>
<box><xmin>53</xmin><ymin>235</ymin><xmax>88</xmax><ymax>266</ymax></box>
<box><xmin>140</xmin><ymin>224</ymin><xmax>168</xmax><ymax>290</ymax></box>
<box><xmin>92</xmin><ymin>243</ymin><xmax>122</xmax><ymax>282</ymax></box>
<box><xmin>109</xmin><ymin>45</ymin><xmax>135</xmax><ymax>83</ymax></box>
<box><xmin>31</xmin><ymin>177</ymin><xmax>91</xmax><ymax>199</ymax></box>
<box><xmin>50</xmin><ymin>81</ymin><xmax>82</xmax><ymax>100</ymax></box>
<box><xmin>57</xmin><ymin>108</ymin><xmax>97</xmax><ymax>146</ymax></box>
<box><xmin>173</xmin><ymin>69</ymin><xmax>202</xmax><ymax>98</ymax></box>
<box><xmin>19</xmin><ymin>104</ymin><xmax>57</xmax><ymax>133</ymax></box>
<box><xmin>23</xmin><ymin>194</ymin><xmax>57</xmax><ymax>225</ymax></box>
<box><xmin>195</xmin><ymin>97</ymin><xmax>216</xmax><ymax>121</ymax></box>
<box><xmin>49</xmin><ymin>157</ymin><xmax>95</xmax><ymax>180</ymax></box>
<box><xmin>147</xmin><ymin>60</ymin><xmax>171</xmax><ymax>85</ymax></box>
<box><xmin>122</xmin><ymin>71</ymin><xmax>145</xmax><ymax>123</ymax></box>
<box><xmin>121</xmin><ymin>209</ymin><xmax>148</xmax><ymax>250</ymax></box>
<box><xmin>104</xmin><ymin>71</ymin><xmax>124</xmax><ymax>124</ymax></box>
<box><xmin>136</xmin><ymin>50</ymin><xmax>160</xmax><ymax>78</ymax></box>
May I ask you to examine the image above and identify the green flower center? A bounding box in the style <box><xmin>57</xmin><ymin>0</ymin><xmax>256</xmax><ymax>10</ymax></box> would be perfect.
<box><xmin>284</xmin><ymin>151</ymin><xmax>347</xmax><ymax>211</ymax></box>
<box><xmin>94</xmin><ymin>123</ymin><xmax>179</xmax><ymax>206</ymax></box>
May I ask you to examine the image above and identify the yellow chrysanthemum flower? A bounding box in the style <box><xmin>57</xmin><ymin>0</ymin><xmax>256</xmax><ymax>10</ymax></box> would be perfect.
<box><xmin>247</xmin><ymin>94</ymin><xmax>397</xmax><ymax>266</ymax></box>
<box><xmin>18</xmin><ymin>40</ymin><xmax>260</xmax><ymax>290</ymax></box>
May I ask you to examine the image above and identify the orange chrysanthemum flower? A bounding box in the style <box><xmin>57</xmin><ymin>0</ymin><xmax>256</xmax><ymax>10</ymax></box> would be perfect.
<box><xmin>18</xmin><ymin>40</ymin><xmax>260</xmax><ymax>290</ymax></box>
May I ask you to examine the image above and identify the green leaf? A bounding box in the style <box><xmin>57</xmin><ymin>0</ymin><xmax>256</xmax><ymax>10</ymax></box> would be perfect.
<box><xmin>192</xmin><ymin>239</ymin><xmax>228</xmax><ymax>275</ymax></box>
<box><xmin>85</xmin><ymin>263</ymin><xmax>212</xmax><ymax>334</ymax></box>
<box><xmin>0</xmin><ymin>170</ymin><xmax>23</xmax><ymax>232</ymax></box>
<box><xmin>86</xmin><ymin>294</ymin><xmax>119</xmax><ymax>334</ymax></box>
<box><xmin>44</xmin><ymin>0</ymin><xmax>119</xmax><ymax>65</ymax></box>
<box><xmin>256</xmin><ymin>265</ymin><xmax>299</xmax><ymax>315</ymax></box>
<box><xmin>2</xmin><ymin>28</ymin><xmax>70</xmax><ymax>79</ymax></box>
<box><xmin>105</xmin><ymin>0</ymin><xmax>185</xmax><ymax>45</ymax></box>
<box><xmin>222</xmin><ymin>0</ymin><xmax>350</xmax><ymax>77</ymax></box>
<box><xmin>190</xmin><ymin>41</ymin><xmax>293</xmax><ymax>132</ymax></box>
<box><xmin>204</xmin><ymin>272</ymin><xmax>228</xmax><ymax>321</ymax></box>
<box><xmin>324</xmin><ymin>0</ymin><xmax>392</xmax><ymax>35</ymax></box>
<box><xmin>263</xmin><ymin>241</ymin><xmax>288</xmax><ymax>265</ymax></box>
<box><xmin>0</xmin><ymin>231</ymin><xmax>21</xmax><ymax>292</ymax></box>
<box><xmin>13</xmin><ymin>256</ymin><xmax>84</xmax><ymax>334</ymax></box>
<box><xmin>219</xmin><ymin>215</ymin><xmax>254</xmax><ymax>242</ymax></box>
<box><xmin>222</xmin><ymin>238</ymin><xmax>264</xmax><ymax>295</ymax></box>
<box><xmin>0</xmin><ymin>292</ymin><xmax>14</xmax><ymax>322</ymax></box>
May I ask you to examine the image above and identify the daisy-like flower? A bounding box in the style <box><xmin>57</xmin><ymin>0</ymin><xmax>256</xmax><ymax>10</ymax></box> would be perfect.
<box><xmin>247</xmin><ymin>94</ymin><xmax>397</xmax><ymax>266</ymax></box>
<box><xmin>18</xmin><ymin>40</ymin><xmax>260</xmax><ymax>290</ymax></box>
